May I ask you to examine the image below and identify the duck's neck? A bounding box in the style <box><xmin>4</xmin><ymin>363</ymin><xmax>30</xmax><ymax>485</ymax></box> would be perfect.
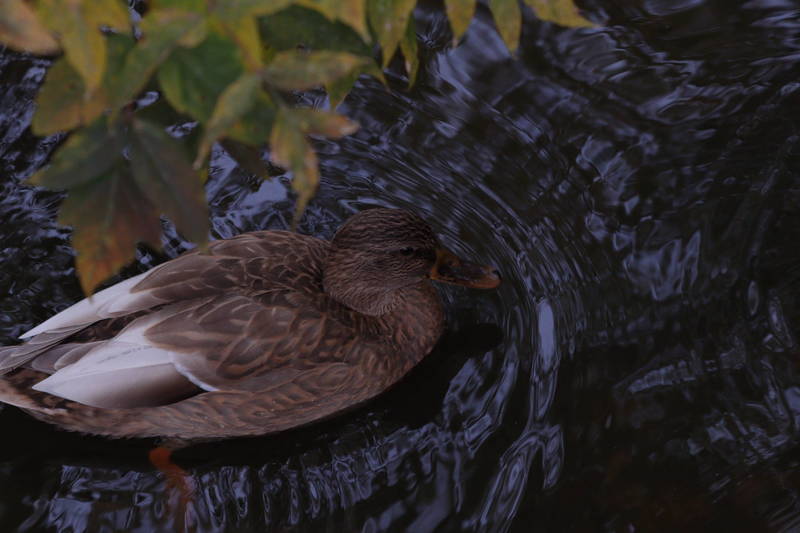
<box><xmin>322</xmin><ymin>248</ymin><xmax>404</xmax><ymax>316</ymax></box>
<box><xmin>325</xmin><ymin>283</ymin><xmax>400</xmax><ymax>316</ymax></box>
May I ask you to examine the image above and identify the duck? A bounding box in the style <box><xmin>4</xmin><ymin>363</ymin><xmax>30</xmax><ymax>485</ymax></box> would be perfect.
<box><xmin>0</xmin><ymin>208</ymin><xmax>500</xmax><ymax>440</ymax></box>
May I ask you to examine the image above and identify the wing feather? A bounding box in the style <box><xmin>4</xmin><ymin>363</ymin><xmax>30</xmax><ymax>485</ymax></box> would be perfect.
<box><xmin>31</xmin><ymin>314</ymin><xmax>204</xmax><ymax>407</ymax></box>
<box><xmin>144</xmin><ymin>292</ymin><xmax>360</xmax><ymax>394</ymax></box>
<box><xmin>20</xmin><ymin>272</ymin><xmax>151</xmax><ymax>339</ymax></box>
<box><xmin>18</xmin><ymin>231</ymin><xmax>328</xmax><ymax>341</ymax></box>
<box><xmin>0</xmin><ymin>325</ymin><xmax>88</xmax><ymax>374</ymax></box>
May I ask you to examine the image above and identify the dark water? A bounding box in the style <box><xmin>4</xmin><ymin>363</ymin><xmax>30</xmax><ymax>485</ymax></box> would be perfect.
<box><xmin>2</xmin><ymin>1</ymin><xmax>800</xmax><ymax>531</ymax></box>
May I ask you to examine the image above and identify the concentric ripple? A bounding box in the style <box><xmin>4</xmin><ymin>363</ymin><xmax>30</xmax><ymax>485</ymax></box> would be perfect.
<box><xmin>1</xmin><ymin>1</ymin><xmax>800</xmax><ymax>531</ymax></box>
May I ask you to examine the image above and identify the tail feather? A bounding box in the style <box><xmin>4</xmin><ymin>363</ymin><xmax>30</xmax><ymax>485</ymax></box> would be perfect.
<box><xmin>27</xmin><ymin>341</ymin><xmax>104</xmax><ymax>374</ymax></box>
<box><xmin>0</xmin><ymin>325</ymin><xmax>87</xmax><ymax>375</ymax></box>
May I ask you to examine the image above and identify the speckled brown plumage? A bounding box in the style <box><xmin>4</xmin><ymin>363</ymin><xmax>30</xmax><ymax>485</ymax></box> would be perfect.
<box><xmin>0</xmin><ymin>209</ymin><xmax>499</xmax><ymax>440</ymax></box>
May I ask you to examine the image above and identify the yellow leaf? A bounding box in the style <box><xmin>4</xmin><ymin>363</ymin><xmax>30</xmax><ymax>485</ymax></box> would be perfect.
<box><xmin>212</xmin><ymin>14</ymin><xmax>263</xmax><ymax>70</ymax></box>
<box><xmin>38</xmin><ymin>0</ymin><xmax>106</xmax><ymax>92</ymax></box>
<box><xmin>444</xmin><ymin>0</ymin><xmax>476</xmax><ymax>43</ymax></box>
<box><xmin>368</xmin><ymin>0</ymin><xmax>416</xmax><ymax>67</ymax></box>
<box><xmin>270</xmin><ymin>108</ymin><xmax>320</xmax><ymax>225</ymax></box>
<box><xmin>294</xmin><ymin>109</ymin><xmax>358</xmax><ymax>138</ymax></box>
<box><xmin>264</xmin><ymin>50</ymin><xmax>369</xmax><ymax>90</ymax></box>
<box><xmin>177</xmin><ymin>20</ymin><xmax>208</xmax><ymax>47</ymax></box>
<box><xmin>87</xmin><ymin>0</ymin><xmax>131</xmax><ymax>34</ymax></box>
<box><xmin>489</xmin><ymin>0</ymin><xmax>521</xmax><ymax>52</ymax></box>
<box><xmin>32</xmin><ymin>35</ymin><xmax>133</xmax><ymax>135</ymax></box>
<box><xmin>524</xmin><ymin>0</ymin><xmax>594</xmax><ymax>27</ymax></box>
<box><xmin>0</xmin><ymin>0</ymin><xmax>59</xmax><ymax>54</ymax></box>
<box><xmin>295</xmin><ymin>0</ymin><xmax>337</xmax><ymax>20</ymax></box>
<box><xmin>335</xmin><ymin>0</ymin><xmax>369</xmax><ymax>43</ymax></box>
<box><xmin>31</xmin><ymin>59</ymin><xmax>106</xmax><ymax>135</ymax></box>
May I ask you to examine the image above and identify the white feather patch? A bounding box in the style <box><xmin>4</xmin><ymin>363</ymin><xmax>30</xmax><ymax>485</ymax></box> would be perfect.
<box><xmin>32</xmin><ymin>318</ymin><xmax>166</xmax><ymax>380</ymax></box>
<box><xmin>31</xmin><ymin>312</ymin><xmax>217</xmax><ymax>408</ymax></box>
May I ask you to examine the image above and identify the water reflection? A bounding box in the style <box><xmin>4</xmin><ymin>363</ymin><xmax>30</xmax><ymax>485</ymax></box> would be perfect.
<box><xmin>2</xmin><ymin>0</ymin><xmax>800</xmax><ymax>531</ymax></box>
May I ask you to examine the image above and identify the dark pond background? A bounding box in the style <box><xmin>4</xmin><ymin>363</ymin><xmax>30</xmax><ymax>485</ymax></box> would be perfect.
<box><xmin>2</xmin><ymin>0</ymin><xmax>800</xmax><ymax>531</ymax></box>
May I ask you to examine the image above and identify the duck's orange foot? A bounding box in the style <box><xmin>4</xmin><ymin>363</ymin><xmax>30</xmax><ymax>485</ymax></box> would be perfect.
<box><xmin>149</xmin><ymin>446</ymin><xmax>196</xmax><ymax>529</ymax></box>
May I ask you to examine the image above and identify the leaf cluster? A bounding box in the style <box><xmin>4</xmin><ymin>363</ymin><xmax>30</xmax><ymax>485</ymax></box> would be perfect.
<box><xmin>0</xmin><ymin>0</ymin><xmax>593</xmax><ymax>294</ymax></box>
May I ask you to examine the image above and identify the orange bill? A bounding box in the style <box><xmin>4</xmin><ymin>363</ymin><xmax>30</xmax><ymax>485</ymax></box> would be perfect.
<box><xmin>429</xmin><ymin>248</ymin><xmax>501</xmax><ymax>289</ymax></box>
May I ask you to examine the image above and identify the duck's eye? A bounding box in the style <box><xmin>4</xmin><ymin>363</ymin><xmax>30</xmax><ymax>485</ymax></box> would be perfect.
<box><xmin>400</xmin><ymin>247</ymin><xmax>415</xmax><ymax>256</ymax></box>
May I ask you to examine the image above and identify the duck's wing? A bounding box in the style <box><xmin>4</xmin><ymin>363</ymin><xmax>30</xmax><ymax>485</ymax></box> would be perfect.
<box><xmin>28</xmin><ymin>292</ymin><xmax>361</xmax><ymax>409</ymax></box>
<box><xmin>20</xmin><ymin>245</ymin><xmax>260</xmax><ymax>340</ymax></box>
<box><xmin>0</xmin><ymin>271</ymin><xmax>154</xmax><ymax>374</ymax></box>
<box><xmin>0</xmin><ymin>257</ymin><xmax>218</xmax><ymax>374</ymax></box>
<box><xmin>146</xmin><ymin>291</ymin><xmax>359</xmax><ymax>394</ymax></box>
<box><xmin>3</xmin><ymin>231</ymin><xmax>327</xmax><ymax>374</ymax></box>
<box><xmin>21</xmin><ymin>231</ymin><xmax>326</xmax><ymax>339</ymax></box>
<box><xmin>20</xmin><ymin>271</ymin><xmax>152</xmax><ymax>340</ymax></box>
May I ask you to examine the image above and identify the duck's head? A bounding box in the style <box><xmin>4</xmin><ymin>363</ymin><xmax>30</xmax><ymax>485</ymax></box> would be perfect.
<box><xmin>323</xmin><ymin>208</ymin><xmax>501</xmax><ymax>315</ymax></box>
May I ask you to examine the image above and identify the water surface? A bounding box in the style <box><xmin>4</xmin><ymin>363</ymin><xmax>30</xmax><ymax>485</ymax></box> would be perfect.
<box><xmin>1</xmin><ymin>1</ymin><xmax>800</xmax><ymax>531</ymax></box>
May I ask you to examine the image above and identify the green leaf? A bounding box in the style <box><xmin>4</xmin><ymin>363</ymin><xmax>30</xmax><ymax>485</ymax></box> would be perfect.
<box><xmin>129</xmin><ymin>119</ymin><xmax>210</xmax><ymax>245</ymax></box>
<box><xmin>260</xmin><ymin>5</ymin><xmax>370</xmax><ymax>54</ymax></box>
<box><xmin>88</xmin><ymin>0</ymin><xmax>132</xmax><ymax>34</ymax></box>
<box><xmin>325</xmin><ymin>73</ymin><xmax>358</xmax><ymax>109</ymax></box>
<box><xmin>151</xmin><ymin>0</ymin><xmax>206</xmax><ymax>11</ymax></box>
<box><xmin>131</xmin><ymin>94</ymin><xmax>191</xmax><ymax>130</ymax></box>
<box><xmin>400</xmin><ymin>16</ymin><xmax>419</xmax><ymax>87</ymax></box>
<box><xmin>296</xmin><ymin>0</ymin><xmax>370</xmax><ymax>42</ymax></box>
<box><xmin>177</xmin><ymin>21</ymin><xmax>209</xmax><ymax>47</ymax></box>
<box><xmin>37</xmin><ymin>0</ymin><xmax>106</xmax><ymax>92</ymax></box>
<box><xmin>112</xmin><ymin>9</ymin><xmax>206</xmax><ymax>109</ymax></box>
<box><xmin>32</xmin><ymin>34</ymin><xmax>134</xmax><ymax>135</ymax></box>
<box><xmin>367</xmin><ymin>0</ymin><xmax>416</xmax><ymax>67</ymax></box>
<box><xmin>524</xmin><ymin>0</ymin><xmax>594</xmax><ymax>27</ymax></box>
<box><xmin>332</xmin><ymin>0</ymin><xmax>369</xmax><ymax>44</ymax></box>
<box><xmin>270</xmin><ymin>108</ymin><xmax>319</xmax><ymax>222</ymax></box>
<box><xmin>157</xmin><ymin>31</ymin><xmax>244</xmax><ymax>122</ymax></box>
<box><xmin>30</xmin><ymin>119</ymin><xmax>125</xmax><ymax>189</ymax></box>
<box><xmin>0</xmin><ymin>0</ymin><xmax>59</xmax><ymax>54</ymax></box>
<box><xmin>60</xmin><ymin>166</ymin><xmax>163</xmax><ymax>294</ymax></box>
<box><xmin>489</xmin><ymin>0</ymin><xmax>522</xmax><ymax>52</ymax></box>
<box><xmin>212</xmin><ymin>14</ymin><xmax>263</xmax><ymax>70</ymax></box>
<box><xmin>444</xmin><ymin>0</ymin><xmax>476</xmax><ymax>43</ymax></box>
<box><xmin>220</xmin><ymin>139</ymin><xmax>272</xmax><ymax>178</ymax></box>
<box><xmin>325</xmin><ymin>61</ymin><xmax>385</xmax><ymax>108</ymax></box>
<box><xmin>32</xmin><ymin>59</ymin><xmax>107</xmax><ymax>136</ymax></box>
<box><xmin>196</xmin><ymin>73</ymin><xmax>262</xmax><ymax>167</ymax></box>
<box><xmin>264</xmin><ymin>50</ymin><xmax>369</xmax><ymax>90</ymax></box>
<box><xmin>227</xmin><ymin>92</ymin><xmax>277</xmax><ymax>146</ymax></box>
<box><xmin>34</xmin><ymin>0</ymin><xmax>129</xmax><ymax>91</ymax></box>
<box><xmin>213</xmin><ymin>0</ymin><xmax>294</xmax><ymax>20</ymax></box>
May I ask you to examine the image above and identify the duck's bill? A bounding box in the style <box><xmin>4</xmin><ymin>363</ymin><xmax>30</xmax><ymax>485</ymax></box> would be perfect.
<box><xmin>429</xmin><ymin>248</ymin><xmax>501</xmax><ymax>289</ymax></box>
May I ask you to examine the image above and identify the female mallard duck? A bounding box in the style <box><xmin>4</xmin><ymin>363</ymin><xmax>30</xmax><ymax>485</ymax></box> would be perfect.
<box><xmin>0</xmin><ymin>208</ymin><xmax>499</xmax><ymax>440</ymax></box>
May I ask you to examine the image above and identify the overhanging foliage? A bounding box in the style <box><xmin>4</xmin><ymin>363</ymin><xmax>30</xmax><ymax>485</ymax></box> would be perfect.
<box><xmin>0</xmin><ymin>0</ymin><xmax>594</xmax><ymax>294</ymax></box>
